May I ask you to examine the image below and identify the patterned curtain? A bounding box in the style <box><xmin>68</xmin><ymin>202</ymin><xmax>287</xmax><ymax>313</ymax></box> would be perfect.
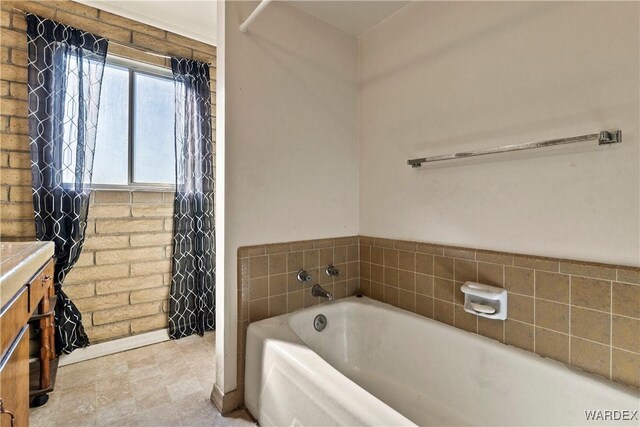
<box><xmin>26</xmin><ymin>14</ymin><xmax>108</xmax><ymax>354</ymax></box>
<box><xmin>168</xmin><ymin>58</ymin><xmax>216</xmax><ymax>339</ymax></box>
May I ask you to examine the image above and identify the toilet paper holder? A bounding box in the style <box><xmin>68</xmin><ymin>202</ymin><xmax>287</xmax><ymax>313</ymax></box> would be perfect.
<box><xmin>460</xmin><ymin>282</ymin><xmax>507</xmax><ymax>320</ymax></box>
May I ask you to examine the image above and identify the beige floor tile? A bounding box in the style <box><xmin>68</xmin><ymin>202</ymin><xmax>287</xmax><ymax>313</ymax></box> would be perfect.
<box><xmin>30</xmin><ymin>332</ymin><xmax>253</xmax><ymax>427</ymax></box>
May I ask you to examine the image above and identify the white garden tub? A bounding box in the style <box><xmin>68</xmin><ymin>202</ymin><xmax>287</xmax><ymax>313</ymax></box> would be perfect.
<box><xmin>245</xmin><ymin>296</ymin><xmax>639</xmax><ymax>426</ymax></box>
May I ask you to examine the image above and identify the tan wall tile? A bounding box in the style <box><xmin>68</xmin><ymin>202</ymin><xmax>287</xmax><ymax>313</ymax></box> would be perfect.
<box><xmin>478</xmin><ymin>318</ymin><xmax>504</xmax><ymax>342</ymax></box>
<box><xmin>505</xmin><ymin>320</ymin><xmax>534</xmax><ymax>352</ymax></box>
<box><xmin>454</xmin><ymin>305</ymin><xmax>477</xmax><ymax>333</ymax></box>
<box><xmin>416</xmin><ymin>295</ymin><xmax>433</xmax><ymax>318</ymax></box>
<box><xmin>612</xmin><ymin>315</ymin><xmax>640</xmax><ymax>353</ymax></box>
<box><xmin>434</xmin><ymin>277</ymin><xmax>454</xmax><ymax>302</ymax></box>
<box><xmin>505</xmin><ymin>267</ymin><xmax>534</xmax><ymax>296</ymax></box>
<box><xmin>415</xmin><ymin>253</ymin><xmax>433</xmax><ymax>275</ymax></box>
<box><xmin>508</xmin><ymin>294</ymin><xmax>534</xmax><ymax>323</ymax></box>
<box><xmin>560</xmin><ymin>261</ymin><xmax>616</xmax><ymax>281</ymax></box>
<box><xmin>617</xmin><ymin>267</ymin><xmax>640</xmax><ymax>284</ymax></box>
<box><xmin>611</xmin><ymin>349</ymin><xmax>640</xmax><ymax>388</ymax></box>
<box><xmin>433</xmin><ymin>300</ymin><xmax>453</xmax><ymax>325</ymax></box>
<box><xmin>535</xmin><ymin>328</ymin><xmax>569</xmax><ymax>363</ymax></box>
<box><xmin>571</xmin><ymin>276</ymin><xmax>611</xmax><ymax>311</ymax></box>
<box><xmin>535</xmin><ymin>271</ymin><xmax>570</xmax><ymax>303</ymax></box>
<box><xmin>612</xmin><ymin>282</ymin><xmax>640</xmax><ymax>318</ymax></box>
<box><xmin>570</xmin><ymin>337</ymin><xmax>610</xmax><ymax>378</ymax></box>
<box><xmin>477</xmin><ymin>262</ymin><xmax>503</xmax><ymax>287</ymax></box>
<box><xmin>535</xmin><ymin>300</ymin><xmax>569</xmax><ymax>333</ymax></box>
<box><xmin>434</xmin><ymin>256</ymin><xmax>454</xmax><ymax>280</ymax></box>
<box><xmin>415</xmin><ymin>274</ymin><xmax>433</xmax><ymax>296</ymax></box>
<box><xmin>571</xmin><ymin>307</ymin><xmax>610</xmax><ymax>345</ymax></box>
<box><xmin>398</xmin><ymin>289</ymin><xmax>415</xmax><ymax>313</ymax></box>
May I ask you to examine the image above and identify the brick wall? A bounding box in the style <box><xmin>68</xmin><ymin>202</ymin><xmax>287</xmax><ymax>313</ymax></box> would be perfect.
<box><xmin>0</xmin><ymin>0</ymin><xmax>216</xmax><ymax>342</ymax></box>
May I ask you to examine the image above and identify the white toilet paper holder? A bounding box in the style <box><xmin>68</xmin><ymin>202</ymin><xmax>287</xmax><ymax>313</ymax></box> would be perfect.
<box><xmin>460</xmin><ymin>282</ymin><xmax>507</xmax><ymax>320</ymax></box>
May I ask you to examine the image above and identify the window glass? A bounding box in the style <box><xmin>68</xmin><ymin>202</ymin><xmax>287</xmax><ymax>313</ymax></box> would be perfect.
<box><xmin>92</xmin><ymin>64</ymin><xmax>129</xmax><ymax>185</ymax></box>
<box><xmin>132</xmin><ymin>72</ymin><xmax>176</xmax><ymax>185</ymax></box>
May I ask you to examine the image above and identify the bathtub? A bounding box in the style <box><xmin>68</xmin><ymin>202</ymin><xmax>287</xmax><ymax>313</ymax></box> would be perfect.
<box><xmin>245</xmin><ymin>296</ymin><xmax>639</xmax><ymax>426</ymax></box>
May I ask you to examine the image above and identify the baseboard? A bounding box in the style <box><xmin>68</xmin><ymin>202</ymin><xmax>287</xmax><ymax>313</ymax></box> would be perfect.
<box><xmin>59</xmin><ymin>329</ymin><xmax>170</xmax><ymax>366</ymax></box>
<box><xmin>211</xmin><ymin>383</ymin><xmax>243</xmax><ymax>415</ymax></box>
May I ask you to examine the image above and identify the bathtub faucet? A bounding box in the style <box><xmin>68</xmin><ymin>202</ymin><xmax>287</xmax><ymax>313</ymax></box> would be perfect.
<box><xmin>311</xmin><ymin>284</ymin><xmax>334</xmax><ymax>301</ymax></box>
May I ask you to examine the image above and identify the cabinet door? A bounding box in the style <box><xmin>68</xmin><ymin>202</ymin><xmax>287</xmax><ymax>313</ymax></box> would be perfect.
<box><xmin>0</xmin><ymin>326</ymin><xmax>29</xmax><ymax>427</ymax></box>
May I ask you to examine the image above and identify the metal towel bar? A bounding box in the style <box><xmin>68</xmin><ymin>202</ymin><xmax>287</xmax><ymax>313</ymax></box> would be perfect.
<box><xmin>407</xmin><ymin>130</ymin><xmax>622</xmax><ymax>168</ymax></box>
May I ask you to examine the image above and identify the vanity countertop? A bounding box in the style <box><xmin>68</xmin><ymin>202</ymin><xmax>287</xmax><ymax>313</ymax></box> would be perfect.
<box><xmin>0</xmin><ymin>241</ymin><xmax>55</xmax><ymax>308</ymax></box>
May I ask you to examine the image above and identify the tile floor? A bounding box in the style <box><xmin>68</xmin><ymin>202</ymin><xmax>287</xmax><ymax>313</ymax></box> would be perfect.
<box><xmin>30</xmin><ymin>332</ymin><xmax>255</xmax><ymax>427</ymax></box>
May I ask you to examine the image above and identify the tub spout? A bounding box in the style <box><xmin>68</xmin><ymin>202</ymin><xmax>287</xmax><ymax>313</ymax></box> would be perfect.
<box><xmin>311</xmin><ymin>284</ymin><xmax>333</xmax><ymax>301</ymax></box>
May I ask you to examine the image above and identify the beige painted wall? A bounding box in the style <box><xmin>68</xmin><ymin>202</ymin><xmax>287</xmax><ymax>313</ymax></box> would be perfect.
<box><xmin>358</xmin><ymin>1</ymin><xmax>640</xmax><ymax>267</ymax></box>
<box><xmin>219</xmin><ymin>0</ymin><xmax>359</xmax><ymax>394</ymax></box>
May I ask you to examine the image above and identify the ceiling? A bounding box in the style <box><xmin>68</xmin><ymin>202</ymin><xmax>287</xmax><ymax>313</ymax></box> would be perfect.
<box><xmin>78</xmin><ymin>0</ymin><xmax>217</xmax><ymax>46</ymax></box>
<box><xmin>288</xmin><ymin>1</ymin><xmax>410</xmax><ymax>36</ymax></box>
<box><xmin>76</xmin><ymin>1</ymin><xmax>411</xmax><ymax>47</ymax></box>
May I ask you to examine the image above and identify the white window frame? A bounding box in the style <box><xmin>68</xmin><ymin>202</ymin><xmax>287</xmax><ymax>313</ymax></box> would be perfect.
<box><xmin>91</xmin><ymin>55</ymin><xmax>176</xmax><ymax>192</ymax></box>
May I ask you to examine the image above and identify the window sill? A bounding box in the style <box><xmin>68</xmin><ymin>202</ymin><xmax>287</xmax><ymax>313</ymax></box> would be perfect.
<box><xmin>90</xmin><ymin>184</ymin><xmax>175</xmax><ymax>192</ymax></box>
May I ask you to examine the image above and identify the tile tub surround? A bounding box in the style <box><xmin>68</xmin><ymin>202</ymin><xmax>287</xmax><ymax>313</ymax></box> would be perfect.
<box><xmin>236</xmin><ymin>235</ymin><xmax>639</xmax><ymax>407</ymax></box>
<box><xmin>236</xmin><ymin>236</ymin><xmax>360</xmax><ymax>402</ymax></box>
<box><xmin>358</xmin><ymin>236</ymin><xmax>640</xmax><ymax>389</ymax></box>
<box><xmin>0</xmin><ymin>0</ymin><xmax>216</xmax><ymax>342</ymax></box>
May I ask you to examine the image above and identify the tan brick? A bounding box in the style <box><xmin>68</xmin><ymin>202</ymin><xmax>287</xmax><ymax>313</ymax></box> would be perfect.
<box><xmin>93</xmin><ymin>190</ymin><xmax>130</xmax><ymax>203</ymax></box>
<box><xmin>8</xmin><ymin>116</ymin><xmax>28</xmax><ymax>133</ymax></box>
<box><xmin>9</xmin><ymin>81</ymin><xmax>27</xmax><ymax>100</ymax></box>
<box><xmin>0</xmin><ymin>219</ymin><xmax>34</xmax><ymax>237</ymax></box>
<box><xmin>10</xmin><ymin>48</ymin><xmax>26</xmax><ymax>67</ymax></box>
<box><xmin>55</xmin><ymin>11</ymin><xmax>131</xmax><ymax>43</ymax></box>
<box><xmin>50</xmin><ymin>1</ymin><xmax>99</xmax><ymax>19</ymax></box>
<box><xmin>97</xmin><ymin>10</ymin><xmax>164</xmax><ymax>38</ymax></box>
<box><xmin>1</xmin><ymin>98</ymin><xmax>29</xmax><ymax>117</ymax></box>
<box><xmin>64</xmin><ymin>283</ymin><xmax>96</xmax><ymax>299</ymax></box>
<box><xmin>132</xmin><ymin>31</ymin><xmax>191</xmax><ymax>58</ymax></box>
<box><xmin>11</xmin><ymin>13</ymin><xmax>26</xmax><ymax>32</ymax></box>
<box><xmin>96</xmin><ymin>274</ymin><xmax>163</xmax><ymax>294</ymax></box>
<box><xmin>95</xmin><ymin>246</ymin><xmax>164</xmax><ymax>265</ymax></box>
<box><xmin>0</xmin><ymin>186</ymin><xmax>8</xmax><ymax>202</ymax></box>
<box><xmin>8</xmin><ymin>151</ymin><xmax>29</xmax><ymax>168</ymax></box>
<box><xmin>1</xmin><ymin>46</ymin><xmax>10</xmax><ymax>63</ymax></box>
<box><xmin>0</xmin><ymin>80</ymin><xmax>9</xmax><ymax>97</ymax></box>
<box><xmin>166</xmin><ymin>31</ymin><xmax>214</xmax><ymax>52</ymax></box>
<box><xmin>1</xmin><ymin>10</ymin><xmax>11</xmax><ymax>28</ymax></box>
<box><xmin>0</xmin><ymin>134</ymin><xmax>28</xmax><ymax>150</ymax></box>
<box><xmin>8</xmin><ymin>186</ymin><xmax>31</xmax><ymax>202</ymax></box>
<box><xmin>0</xmin><ymin>152</ymin><xmax>8</xmax><ymax>167</ymax></box>
<box><xmin>89</xmin><ymin>204</ymin><xmax>131</xmax><ymax>218</ymax></box>
<box><xmin>130</xmin><ymin>313</ymin><xmax>167</xmax><ymax>334</ymax></box>
<box><xmin>0</xmin><ymin>202</ymin><xmax>33</xmax><ymax>219</ymax></box>
<box><xmin>164</xmin><ymin>218</ymin><xmax>173</xmax><ymax>231</ymax></box>
<box><xmin>74</xmin><ymin>251</ymin><xmax>94</xmax><ymax>267</ymax></box>
<box><xmin>0</xmin><ymin>28</ymin><xmax>25</xmax><ymax>49</ymax></box>
<box><xmin>93</xmin><ymin>301</ymin><xmax>160</xmax><ymax>325</ymax></box>
<box><xmin>130</xmin><ymin>285</ymin><xmax>169</xmax><ymax>304</ymax></box>
<box><xmin>132</xmin><ymin>191</ymin><xmax>164</xmax><ymax>203</ymax></box>
<box><xmin>85</xmin><ymin>321</ymin><xmax>130</xmax><ymax>342</ymax></box>
<box><xmin>74</xmin><ymin>292</ymin><xmax>129</xmax><ymax>312</ymax></box>
<box><xmin>130</xmin><ymin>232</ymin><xmax>172</xmax><ymax>247</ymax></box>
<box><xmin>0</xmin><ymin>63</ymin><xmax>26</xmax><ymax>82</ymax></box>
<box><xmin>82</xmin><ymin>234</ymin><xmax>129</xmax><ymax>250</ymax></box>
<box><xmin>96</xmin><ymin>219</ymin><xmax>163</xmax><ymax>234</ymax></box>
<box><xmin>0</xmin><ymin>168</ymin><xmax>30</xmax><ymax>185</ymax></box>
<box><xmin>130</xmin><ymin>260</ymin><xmax>172</xmax><ymax>276</ymax></box>
<box><xmin>131</xmin><ymin>204</ymin><xmax>173</xmax><ymax>217</ymax></box>
<box><xmin>64</xmin><ymin>264</ymin><xmax>129</xmax><ymax>284</ymax></box>
<box><xmin>2</xmin><ymin>2</ymin><xmax>56</xmax><ymax>20</ymax></box>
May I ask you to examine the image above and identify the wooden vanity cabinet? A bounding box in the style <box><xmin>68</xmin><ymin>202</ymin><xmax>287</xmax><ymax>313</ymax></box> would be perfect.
<box><xmin>0</xmin><ymin>256</ymin><xmax>55</xmax><ymax>427</ymax></box>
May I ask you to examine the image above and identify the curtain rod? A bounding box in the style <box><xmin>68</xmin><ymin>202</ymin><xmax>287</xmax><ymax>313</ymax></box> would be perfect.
<box><xmin>9</xmin><ymin>7</ymin><xmax>215</xmax><ymax>67</ymax></box>
<box><xmin>239</xmin><ymin>0</ymin><xmax>272</xmax><ymax>33</ymax></box>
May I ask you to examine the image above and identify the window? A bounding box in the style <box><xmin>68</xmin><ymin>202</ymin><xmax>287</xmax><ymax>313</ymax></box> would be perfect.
<box><xmin>90</xmin><ymin>56</ymin><xmax>176</xmax><ymax>188</ymax></box>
